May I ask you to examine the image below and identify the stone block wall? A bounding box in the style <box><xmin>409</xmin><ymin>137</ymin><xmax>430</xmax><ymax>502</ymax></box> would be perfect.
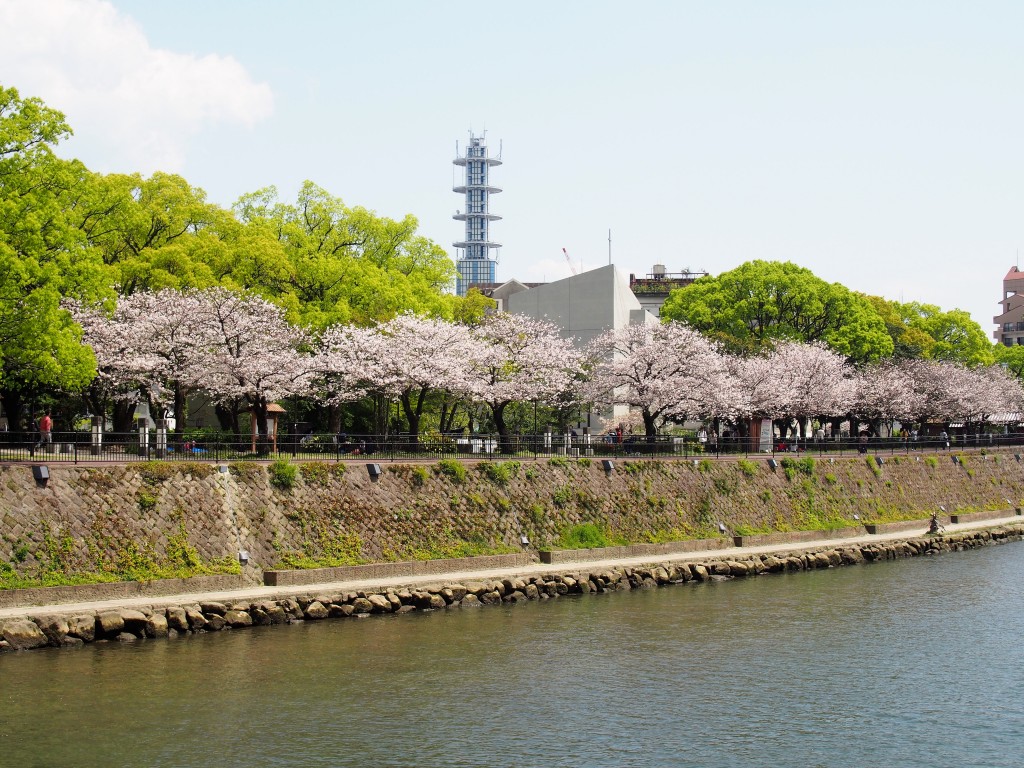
<box><xmin>1</xmin><ymin>451</ymin><xmax>1022</xmax><ymax>586</ymax></box>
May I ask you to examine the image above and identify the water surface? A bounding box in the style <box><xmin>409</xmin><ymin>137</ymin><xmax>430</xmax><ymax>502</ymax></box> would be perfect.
<box><xmin>3</xmin><ymin>544</ymin><xmax>1023</xmax><ymax>767</ymax></box>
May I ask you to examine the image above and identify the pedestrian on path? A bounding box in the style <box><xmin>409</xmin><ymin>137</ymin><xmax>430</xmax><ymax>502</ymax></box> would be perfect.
<box><xmin>36</xmin><ymin>411</ymin><xmax>52</xmax><ymax>450</ymax></box>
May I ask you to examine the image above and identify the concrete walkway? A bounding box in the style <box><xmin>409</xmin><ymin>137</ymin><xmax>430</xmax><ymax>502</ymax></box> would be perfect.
<box><xmin>1</xmin><ymin>515</ymin><xmax>1020</xmax><ymax>620</ymax></box>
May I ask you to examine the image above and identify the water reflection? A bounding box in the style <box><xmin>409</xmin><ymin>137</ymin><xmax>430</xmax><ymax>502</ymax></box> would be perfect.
<box><xmin>2</xmin><ymin>546</ymin><xmax>1023</xmax><ymax>767</ymax></box>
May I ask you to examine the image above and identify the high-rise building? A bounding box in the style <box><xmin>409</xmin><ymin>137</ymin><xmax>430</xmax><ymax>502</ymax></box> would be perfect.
<box><xmin>994</xmin><ymin>266</ymin><xmax>1024</xmax><ymax>345</ymax></box>
<box><xmin>453</xmin><ymin>133</ymin><xmax>501</xmax><ymax>296</ymax></box>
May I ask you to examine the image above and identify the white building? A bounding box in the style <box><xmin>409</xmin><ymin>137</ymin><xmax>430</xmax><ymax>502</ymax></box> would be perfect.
<box><xmin>501</xmin><ymin>264</ymin><xmax>659</xmax><ymax>430</ymax></box>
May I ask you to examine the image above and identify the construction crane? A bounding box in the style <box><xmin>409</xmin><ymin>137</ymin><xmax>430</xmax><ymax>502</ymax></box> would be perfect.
<box><xmin>561</xmin><ymin>247</ymin><xmax>579</xmax><ymax>276</ymax></box>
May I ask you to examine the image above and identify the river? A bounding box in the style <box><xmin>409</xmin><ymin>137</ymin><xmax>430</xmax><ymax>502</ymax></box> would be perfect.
<box><xmin>3</xmin><ymin>543</ymin><xmax>1024</xmax><ymax>767</ymax></box>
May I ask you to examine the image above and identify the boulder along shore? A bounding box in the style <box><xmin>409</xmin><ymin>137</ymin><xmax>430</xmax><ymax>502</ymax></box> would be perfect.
<box><xmin>2</xmin><ymin>522</ymin><xmax>1022</xmax><ymax>653</ymax></box>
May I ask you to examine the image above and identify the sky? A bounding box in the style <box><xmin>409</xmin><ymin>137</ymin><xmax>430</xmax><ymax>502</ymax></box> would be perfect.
<box><xmin>1</xmin><ymin>0</ymin><xmax>1022</xmax><ymax>334</ymax></box>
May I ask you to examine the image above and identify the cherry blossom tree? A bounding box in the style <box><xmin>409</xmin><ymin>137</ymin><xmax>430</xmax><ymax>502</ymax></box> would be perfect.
<box><xmin>68</xmin><ymin>290</ymin><xmax>208</xmax><ymax>431</ymax></box>
<box><xmin>457</xmin><ymin>313</ymin><xmax>583</xmax><ymax>448</ymax></box>
<box><xmin>192</xmin><ymin>288</ymin><xmax>311</xmax><ymax>452</ymax></box>
<box><xmin>852</xmin><ymin>359</ymin><xmax>924</xmax><ymax>434</ymax></box>
<box><xmin>371</xmin><ymin>314</ymin><xmax>483</xmax><ymax>443</ymax></box>
<box><xmin>588</xmin><ymin>321</ymin><xmax>733</xmax><ymax>438</ymax></box>
<box><xmin>766</xmin><ymin>341</ymin><xmax>855</xmax><ymax>438</ymax></box>
<box><xmin>312</xmin><ymin>314</ymin><xmax>485</xmax><ymax>442</ymax></box>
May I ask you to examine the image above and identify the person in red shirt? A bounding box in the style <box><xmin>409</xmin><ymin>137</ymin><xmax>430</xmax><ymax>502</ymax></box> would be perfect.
<box><xmin>37</xmin><ymin>412</ymin><xmax>52</xmax><ymax>448</ymax></box>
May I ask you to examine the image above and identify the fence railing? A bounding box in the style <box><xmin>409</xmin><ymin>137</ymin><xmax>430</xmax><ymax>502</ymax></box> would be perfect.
<box><xmin>1</xmin><ymin>430</ymin><xmax>1023</xmax><ymax>464</ymax></box>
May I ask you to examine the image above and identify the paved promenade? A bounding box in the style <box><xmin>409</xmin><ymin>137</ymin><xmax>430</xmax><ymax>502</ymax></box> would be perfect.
<box><xmin>1</xmin><ymin>515</ymin><xmax>1018</xmax><ymax>621</ymax></box>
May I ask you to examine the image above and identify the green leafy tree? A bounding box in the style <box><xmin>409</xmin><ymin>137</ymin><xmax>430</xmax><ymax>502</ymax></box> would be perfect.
<box><xmin>232</xmin><ymin>182</ymin><xmax>456</xmax><ymax>329</ymax></box>
<box><xmin>995</xmin><ymin>343</ymin><xmax>1024</xmax><ymax>380</ymax></box>
<box><xmin>0</xmin><ymin>86</ymin><xmax>104</xmax><ymax>426</ymax></box>
<box><xmin>862</xmin><ymin>295</ymin><xmax>936</xmax><ymax>359</ymax></box>
<box><xmin>660</xmin><ymin>260</ymin><xmax>894</xmax><ymax>363</ymax></box>
<box><xmin>79</xmin><ymin>170</ymin><xmax>229</xmax><ymax>295</ymax></box>
<box><xmin>907</xmin><ymin>304</ymin><xmax>994</xmax><ymax>367</ymax></box>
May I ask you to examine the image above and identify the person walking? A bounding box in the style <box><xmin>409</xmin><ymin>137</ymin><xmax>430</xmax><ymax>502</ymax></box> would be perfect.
<box><xmin>37</xmin><ymin>411</ymin><xmax>53</xmax><ymax>450</ymax></box>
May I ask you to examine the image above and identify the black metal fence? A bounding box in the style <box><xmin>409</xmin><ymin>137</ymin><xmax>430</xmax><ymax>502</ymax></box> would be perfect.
<box><xmin>2</xmin><ymin>429</ymin><xmax>1023</xmax><ymax>464</ymax></box>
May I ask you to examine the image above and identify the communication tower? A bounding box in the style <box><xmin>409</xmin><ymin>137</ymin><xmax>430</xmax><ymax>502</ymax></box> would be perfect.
<box><xmin>453</xmin><ymin>132</ymin><xmax>501</xmax><ymax>296</ymax></box>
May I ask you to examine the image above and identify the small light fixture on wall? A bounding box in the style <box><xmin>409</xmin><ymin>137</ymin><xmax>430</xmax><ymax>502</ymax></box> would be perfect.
<box><xmin>366</xmin><ymin>463</ymin><xmax>382</xmax><ymax>481</ymax></box>
<box><xmin>875</xmin><ymin>456</ymin><xmax>884</xmax><ymax>467</ymax></box>
<box><xmin>601</xmin><ymin>459</ymin><xmax>614</xmax><ymax>473</ymax></box>
<box><xmin>520</xmin><ymin>534</ymin><xmax>530</xmax><ymax>546</ymax></box>
<box><xmin>767</xmin><ymin>459</ymin><xmax>778</xmax><ymax>469</ymax></box>
<box><xmin>238</xmin><ymin>550</ymin><xmax>250</xmax><ymax>565</ymax></box>
<box><xmin>718</xmin><ymin>522</ymin><xmax>727</xmax><ymax>535</ymax></box>
<box><xmin>31</xmin><ymin>465</ymin><xmax>49</xmax><ymax>487</ymax></box>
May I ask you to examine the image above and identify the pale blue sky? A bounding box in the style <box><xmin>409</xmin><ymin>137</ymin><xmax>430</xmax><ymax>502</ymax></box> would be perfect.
<box><xmin>2</xmin><ymin>0</ymin><xmax>1022</xmax><ymax>333</ymax></box>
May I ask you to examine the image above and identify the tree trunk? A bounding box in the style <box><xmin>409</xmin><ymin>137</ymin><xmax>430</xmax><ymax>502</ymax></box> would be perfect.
<box><xmin>173</xmin><ymin>383</ymin><xmax>187</xmax><ymax>435</ymax></box>
<box><xmin>643</xmin><ymin>409</ymin><xmax>657</xmax><ymax>439</ymax></box>
<box><xmin>253</xmin><ymin>396</ymin><xmax>270</xmax><ymax>456</ymax></box>
<box><xmin>112</xmin><ymin>401</ymin><xmax>134</xmax><ymax>434</ymax></box>
<box><xmin>491</xmin><ymin>401</ymin><xmax>511</xmax><ymax>453</ymax></box>
<box><xmin>399</xmin><ymin>386</ymin><xmax>428</xmax><ymax>450</ymax></box>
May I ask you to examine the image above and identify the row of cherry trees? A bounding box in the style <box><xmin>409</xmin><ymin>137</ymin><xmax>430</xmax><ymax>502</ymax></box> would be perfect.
<box><xmin>70</xmin><ymin>289</ymin><xmax>1024</xmax><ymax>448</ymax></box>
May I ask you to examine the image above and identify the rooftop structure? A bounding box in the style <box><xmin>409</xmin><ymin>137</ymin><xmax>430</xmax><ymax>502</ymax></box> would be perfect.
<box><xmin>628</xmin><ymin>265</ymin><xmax>708</xmax><ymax>317</ymax></box>
<box><xmin>453</xmin><ymin>133</ymin><xmax>502</xmax><ymax>296</ymax></box>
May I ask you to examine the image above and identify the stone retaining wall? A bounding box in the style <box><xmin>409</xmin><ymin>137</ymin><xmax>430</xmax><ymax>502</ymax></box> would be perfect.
<box><xmin>3</xmin><ymin>523</ymin><xmax>1022</xmax><ymax>653</ymax></box>
<box><xmin>4</xmin><ymin>451</ymin><xmax>1024</xmax><ymax>598</ymax></box>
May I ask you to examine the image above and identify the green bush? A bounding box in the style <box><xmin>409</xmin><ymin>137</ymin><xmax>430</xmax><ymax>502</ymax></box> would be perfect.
<box><xmin>411</xmin><ymin>466</ymin><xmax>429</xmax><ymax>487</ymax></box>
<box><xmin>924</xmin><ymin>456</ymin><xmax>939</xmax><ymax>468</ymax></box>
<box><xmin>269</xmin><ymin>459</ymin><xmax>297</xmax><ymax>490</ymax></box>
<box><xmin>737</xmin><ymin>459</ymin><xmax>759</xmax><ymax>478</ymax></box>
<box><xmin>780</xmin><ymin>457</ymin><xmax>815</xmax><ymax>479</ymax></box>
<box><xmin>556</xmin><ymin>523</ymin><xmax>613</xmax><ymax>550</ymax></box>
<box><xmin>548</xmin><ymin>456</ymin><xmax>571</xmax><ymax>469</ymax></box>
<box><xmin>865</xmin><ymin>456</ymin><xmax>881</xmax><ymax>478</ymax></box>
<box><xmin>577</xmin><ymin>457</ymin><xmax>592</xmax><ymax>468</ymax></box>
<box><xmin>698</xmin><ymin>459</ymin><xmax>713</xmax><ymax>473</ymax></box>
<box><xmin>552</xmin><ymin>484</ymin><xmax>574</xmax><ymax>507</ymax></box>
<box><xmin>479</xmin><ymin>461</ymin><xmax>521</xmax><ymax>484</ymax></box>
<box><xmin>436</xmin><ymin>459</ymin><xmax>467</xmax><ymax>484</ymax></box>
<box><xmin>137</xmin><ymin>490</ymin><xmax>157</xmax><ymax>512</ymax></box>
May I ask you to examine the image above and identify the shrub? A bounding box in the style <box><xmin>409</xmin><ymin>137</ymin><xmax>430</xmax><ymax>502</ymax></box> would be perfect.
<box><xmin>780</xmin><ymin>457</ymin><xmax>815</xmax><ymax>479</ymax></box>
<box><xmin>865</xmin><ymin>456</ymin><xmax>881</xmax><ymax>478</ymax></box>
<box><xmin>269</xmin><ymin>459</ymin><xmax>297</xmax><ymax>490</ymax></box>
<box><xmin>577</xmin><ymin>457</ymin><xmax>592</xmax><ymax>468</ymax></box>
<box><xmin>552</xmin><ymin>484</ymin><xmax>574</xmax><ymax>507</ymax></box>
<box><xmin>924</xmin><ymin>456</ymin><xmax>939</xmax><ymax>468</ymax></box>
<box><xmin>737</xmin><ymin>459</ymin><xmax>759</xmax><ymax>478</ymax></box>
<box><xmin>436</xmin><ymin>459</ymin><xmax>467</xmax><ymax>484</ymax></box>
<box><xmin>556</xmin><ymin>523</ymin><xmax>612</xmax><ymax>550</ymax></box>
<box><xmin>527</xmin><ymin>503</ymin><xmax>546</xmax><ymax>526</ymax></box>
<box><xmin>479</xmin><ymin>461</ymin><xmax>521</xmax><ymax>485</ymax></box>
<box><xmin>411</xmin><ymin>466</ymin><xmax>429</xmax><ymax>487</ymax></box>
<box><xmin>548</xmin><ymin>456</ymin><xmax>571</xmax><ymax>469</ymax></box>
<box><xmin>698</xmin><ymin>459</ymin><xmax>713</xmax><ymax>473</ymax></box>
<box><xmin>137</xmin><ymin>491</ymin><xmax>157</xmax><ymax>512</ymax></box>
